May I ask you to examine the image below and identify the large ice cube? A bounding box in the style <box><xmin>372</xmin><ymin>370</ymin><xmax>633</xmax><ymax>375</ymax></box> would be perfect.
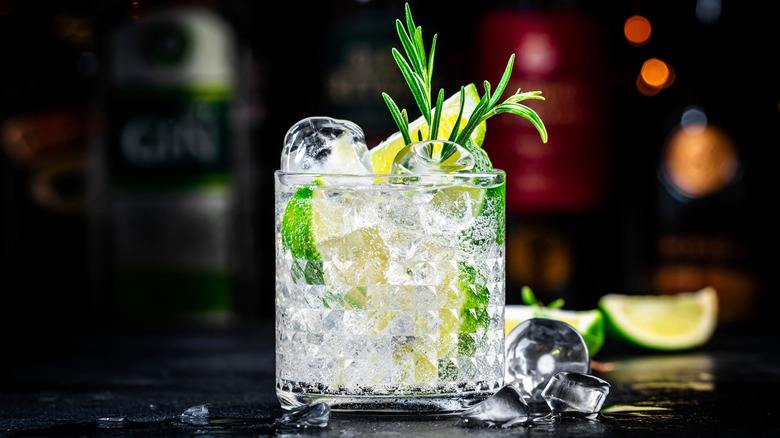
<box><xmin>505</xmin><ymin>318</ymin><xmax>590</xmax><ymax>403</ymax></box>
<box><xmin>282</xmin><ymin>117</ymin><xmax>373</xmax><ymax>174</ymax></box>
<box><xmin>459</xmin><ymin>384</ymin><xmax>531</xmax><ymax>428</ymax></box>
<box><xmin>541</xmin><ymin>372</ymin><xmax>610</xmax><ymax>419</ymax></box>
<box><xmin>391</xmin><ymin>140</ymin><xmax>474</xmax><ymax>174</ymax></box>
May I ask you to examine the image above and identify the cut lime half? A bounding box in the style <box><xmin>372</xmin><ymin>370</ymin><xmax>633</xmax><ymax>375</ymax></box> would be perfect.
<box><xmin>598</xmin><ymin>287</ymin><xmax>718</xmax><ymax>351</ymax></box>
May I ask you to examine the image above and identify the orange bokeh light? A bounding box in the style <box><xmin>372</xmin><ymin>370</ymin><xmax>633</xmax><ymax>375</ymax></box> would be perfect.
<box><xmin>128</xmin><ymin>0</ymin><xmax>157</xmax><ymax>21</ymax></box>
<box><xmin>641</xmin><ymin>58</ymin><xmax>669</xmax><ymax>86</ymax></box>
<box><xmin>636</xmin><ymin>58</ymin><xmax>675</xmax><ymax>96</ymax></box>
<box><xmin>624</xmin><ymin>15</ymin><xmax>652</xmax><ymax>46</ymax></box>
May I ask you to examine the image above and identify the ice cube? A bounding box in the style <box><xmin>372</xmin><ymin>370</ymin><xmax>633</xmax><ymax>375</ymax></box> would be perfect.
<box><xmin>180</xmin><ymin>404</ymin><xmax>209</xmax><ymax>426</ymax></box>
<box><xmin>96</xmin><ymin>416</ymin><xmax>127</xmax><ymax>429</ymax></box>
<box><xmin>505</xmin><ymin>318</ymin><xmax>590</xmax><ymax>403</ymax></box>
<box><xmin>275</xmin><ymin>401</ymin><xmax>331</xmax><ymax>430</ymax></box>
<box><xmin>541</xmin><ymin>372</ymin><xmax>610</xmax><ymax>420</ymax></box>
<box><xmin>282</xmin><ymin>117</ymin><xmax>373</xmax><ymax>174</ymax></box>
<box><xmin>459</xmin><ymin>384</ymin><xmax>531</xmax><ymax>428</ymax></box>
<box><xmin>391</xmin><ymin>140</ymin><xmax>474</xmax><ymax>174</ymax></box>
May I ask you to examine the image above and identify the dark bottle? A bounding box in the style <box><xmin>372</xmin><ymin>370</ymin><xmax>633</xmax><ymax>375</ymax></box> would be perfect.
<box><xmin>647</xmin><ymin>105</ymin><xmax>760</xmax><ymax>325</ymax></box>
<box><xmin>475</xmin><ymin>0</ymin><xmax>613</xmax><ymax>308</ymax></box>
<box><xmin>321</xmin><ymin>0</ymin><xmax>422</xmax><ymax>147</ymax></box>
<box><xmin>89</xmin><ymin>0</ymin><xmax>246</xmax><ymax>323</ymax></box>
<box><xmin>614</xmin><ymin>2</ymin><xmax>772</xmax><ymax>327</ymax></box>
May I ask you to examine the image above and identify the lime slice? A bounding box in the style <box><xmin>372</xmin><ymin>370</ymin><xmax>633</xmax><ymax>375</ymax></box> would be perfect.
<box><xmin>598</xmin><ymin>287</ymin><xmax>718</xmax><ymax>351</ymax></box>
<box><xmin>280</xmin><ymin>183</ymin><xmax>324</xmax><ymax>285</ymax></box>
<box><xmin>505</xmin><ymin>305</ymin><xmax>605</xmax><ymax>356</ymax></box>
<box><xmin>367</xmin><ymin>83</ymin><xmax>486</xmax><ymax>174</ymax></box>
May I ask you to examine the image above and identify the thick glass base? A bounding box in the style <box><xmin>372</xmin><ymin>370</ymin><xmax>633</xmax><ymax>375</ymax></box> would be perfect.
<box><xmin>277</xmin><ymin>384</ymin><xmax>495</xmax><ymax>413</ymax></box>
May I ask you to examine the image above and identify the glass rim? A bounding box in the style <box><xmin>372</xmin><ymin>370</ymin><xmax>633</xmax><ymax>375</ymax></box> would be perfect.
<box><xmin>274</xmin><ymin>169</ymin><xmax>506</xmax><ymax>179</ymax></box>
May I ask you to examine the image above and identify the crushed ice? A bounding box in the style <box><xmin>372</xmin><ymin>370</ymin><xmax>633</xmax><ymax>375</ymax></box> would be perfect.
<box><xmin>459</xmin><ymin>384</ymin><xmax>530</xmax><ymax>428</ymax></box>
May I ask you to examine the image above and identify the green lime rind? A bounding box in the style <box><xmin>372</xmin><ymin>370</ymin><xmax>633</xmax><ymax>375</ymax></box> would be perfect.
<box><xmin>581</xmin><ymin>311</ymin><xmax>605</xmax><ymax>356</ymax></box>
<box><xmin>599</xmin><ymin>302</ymin><xmax>655</xmax><ymax>349</ymax></box>
<box><xmin>597</xmin><ymin>289</ymin><xmax>718</xmax><ymax>351</ymax></box>
<box><xmin>281</xmin><ymin>183</ymin><xmax>325</xmax><ymax>286</ymax></box>
<box><xmin>599</xmin><ymin>288</ymin><xmax>718</xmax><ymax>351</ymax></box>
<box><xmin>461</xmin><ymin>139</ymin><xmax>492</xmax><ymax>173</ymax></box>
<box><xmin>438</xmin><ymin>261</ymin><xmax>491</xmax><ymax>382</ymax></box>
<box><xmin>598</xmin><ymin>298</ymin><xmax>682</xmax><ymax>351</ymax></box>
<box><xmin>456</xmin><ymin>262</ymin><xmax>491</xmax><ymax>355</ymax></box>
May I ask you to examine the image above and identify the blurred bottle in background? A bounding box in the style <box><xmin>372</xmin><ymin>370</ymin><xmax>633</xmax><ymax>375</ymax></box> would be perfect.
<box><xmin>89</xmin><ymin>0</ymin><xmax>256</xmax><ymax>324</ymax></box>
<box><xmin>648</xmin><ymin>105</ymin><xmax>759</xmax><ymax>325</ymax></box>
<box><xmin>321</xmin><ymin>0</ymin><xmax>413</xmax><ymax>147</ymax></box>
<box><xmin>476</xmin><ymin>0</ymin><xmax>613</xmax><ymax>308</ymax></box>
<box><xmin>611</xmin><ymin>2</ymin><xmax>769</xmax><ymax>326</ymax></box>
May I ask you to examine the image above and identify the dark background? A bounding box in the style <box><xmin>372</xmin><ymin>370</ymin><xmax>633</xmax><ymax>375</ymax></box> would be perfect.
<box><xmin>1</xmin><ymin>0</ymin><xmax>778</xmax><ymax>339</ymax></box>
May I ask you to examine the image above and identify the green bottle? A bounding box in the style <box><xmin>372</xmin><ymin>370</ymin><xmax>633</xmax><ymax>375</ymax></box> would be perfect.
<box><xmin>94</xmin><ymin>4</ymin><xmax>237</xmax><ymax>322</ymax></box>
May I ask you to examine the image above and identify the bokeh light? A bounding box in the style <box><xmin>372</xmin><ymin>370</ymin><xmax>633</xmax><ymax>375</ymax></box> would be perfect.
<box><xmin>661</xmin><ymin>108</ymin><xmax>739</xmax><ymax>199</ymax></box>
<box><xmin>128</xmin><ymin>0</ymin><xmax>157</xmax><ymax>21</ymax></box>
<box><xmin>624</xmin><ymin>15</ymin><xmax>652</xmax><ymax>46</ymax></box>
<box><xmin>637</xmin><ymin>58</ymin><xmax>675</xmax><ymax>96</ymax></box>
<box><xmin>696</xmin><ymin>0</ymin><xmax>722</xmax><ymax>24</ymax></box>
<box><xmin>641</xmin><ymin>58</ymin><xmax>669</xmax><ymax>86</ymax></box>
<box><xmin>681</xmin><ymin>106</ymin><xmax>708</xmax><ymax>134</ymax></box>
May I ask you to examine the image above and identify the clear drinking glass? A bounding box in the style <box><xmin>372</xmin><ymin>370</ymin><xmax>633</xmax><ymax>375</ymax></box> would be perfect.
<box><xmin>275</xmin><ymin>171</ymin><xmax>506</xmax><ymax>412</ymax></box>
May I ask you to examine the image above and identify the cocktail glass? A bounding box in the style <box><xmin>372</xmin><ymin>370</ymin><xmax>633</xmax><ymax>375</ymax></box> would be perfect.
<box><xmin>275</xmin><ymin>170</ymin><xmax>506</xmax><ymax>412</ymax></box>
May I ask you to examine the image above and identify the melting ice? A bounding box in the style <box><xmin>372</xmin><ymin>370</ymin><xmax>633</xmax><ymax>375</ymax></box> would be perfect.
<box><xmin>282</xmin><ymin>116</ymin><xmax>373</xmax><ymax>174</ymax></box>
<box><xmin>542</xmin><ymin>372</ymin><xmax>611</xmax><ymax>420</ymax></box>
<box><xmin>459</xmin><ymin>384</ymin><xmax>531</xmax><ymax>428</ymax></box>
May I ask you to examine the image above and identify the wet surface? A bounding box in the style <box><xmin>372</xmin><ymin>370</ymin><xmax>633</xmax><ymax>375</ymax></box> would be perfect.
<box><xmin>2</xmin><ymin>320</ymin><xmax>780</xmax><ymax>437</ymax></box>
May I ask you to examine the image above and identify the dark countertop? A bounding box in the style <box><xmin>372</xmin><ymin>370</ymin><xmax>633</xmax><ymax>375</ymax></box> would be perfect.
<box><xmin>2</xmin><ymin>319</ymin><xmax>780</xmax><ymax>437</ymax></box>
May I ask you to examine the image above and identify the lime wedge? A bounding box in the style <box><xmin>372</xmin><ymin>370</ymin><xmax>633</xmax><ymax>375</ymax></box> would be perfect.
<box><xmin>283</xmin><ymin>181</ymin><xmax>390</xmax><ymax>305</ymax></box>
<box><xmin>505</xmin><ymin>305</ymin><xmax>605</xmax><ymax>356</ymax></box>
<box><xmin>367</xmin><ymin>83</ymin><xmax>486</xmax><ymax>174</ymax></box>
<box><xmin>598</xmin><ymin>287</ymin><xmax>718</xmax><ymax>351</ymax></box>
<box><xmin>280</xmin><ymin>183</ymin><xmax>324</xmax><ymax>285</ymax></box>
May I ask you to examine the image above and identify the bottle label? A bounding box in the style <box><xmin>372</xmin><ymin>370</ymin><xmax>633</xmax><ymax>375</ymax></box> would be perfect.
<box><xmin>107</xmin><ymin>85</ymin><xmax>232</xmax><ymax>192</ymax></box>
<box><xmin>323</xmin><ymin>10</ymin><xmax>413</xmax><ymax>146</ymax></box>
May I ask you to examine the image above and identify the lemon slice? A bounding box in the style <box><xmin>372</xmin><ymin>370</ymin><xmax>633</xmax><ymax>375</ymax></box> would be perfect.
<box><xmin>367</xmin><ymin>83</ymin><xmax>486</xmax><ymax>174</ymax></box>
<box><xmin>598</xmin><ymin>287</ymin><xmax>718</xmax><ymax>351</ymax></box>
<box><xmin>505</xmin><ymin>305</ymin><xmax>605</xmax><ymax>356</ymax></box>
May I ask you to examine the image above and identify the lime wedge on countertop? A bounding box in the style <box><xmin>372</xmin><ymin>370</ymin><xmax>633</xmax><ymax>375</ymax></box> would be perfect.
<box><xmin>598</xmin><ymin>287</ymin><xmax>718</xmax><ymax>351</ymax></box>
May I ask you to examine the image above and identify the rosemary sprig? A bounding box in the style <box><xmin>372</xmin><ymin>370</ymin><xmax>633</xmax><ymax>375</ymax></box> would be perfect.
<box><xmin>384</xmin><ymin>3</ymin><xmax>548</xmax><ymax>149</ymax></box>
<box><xmin>454</xmin><ymin>55</ymin><xmax>547</xmax><ymax>146</ymax></box>
<box><xmin>382</xmin><ymin>3</ymin><xmax>442</xmax><ymax>144</ymax></box>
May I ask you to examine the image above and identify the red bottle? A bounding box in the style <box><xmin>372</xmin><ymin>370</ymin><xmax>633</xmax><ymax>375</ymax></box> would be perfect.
<box><xmin>477</xmin><ymin>5</ymin><xmax>609</xmax><ymax>215</ymax></box>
